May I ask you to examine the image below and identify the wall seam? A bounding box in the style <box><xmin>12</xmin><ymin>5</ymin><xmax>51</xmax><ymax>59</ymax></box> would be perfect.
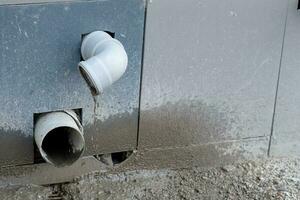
<box><xmin>267</xmin><ymin>0</ymin><xmax>290</xmax><ymax>156</ymax></box>
<box><xmin>136</xmin><ymin>0</ymin><xmax>148</xmax><ymax>150</ymax></box>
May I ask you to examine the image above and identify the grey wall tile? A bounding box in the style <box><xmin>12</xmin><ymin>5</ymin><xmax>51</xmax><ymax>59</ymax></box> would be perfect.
<box><xmin>139</xmin><ymin>0</ymin><xmax>287</xmax><ymax>149</ymax></box>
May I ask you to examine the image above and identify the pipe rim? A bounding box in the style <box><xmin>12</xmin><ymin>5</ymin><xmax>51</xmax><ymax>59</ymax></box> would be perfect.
<box><xmin>79</xmin><ymin>61</ymin><xmax>101</xmax><ymax>95</ymax></box>
<box><xmin>40</xmin><ymin>125</ymin><xmax>85</xmax><ymax>167</ymax></box>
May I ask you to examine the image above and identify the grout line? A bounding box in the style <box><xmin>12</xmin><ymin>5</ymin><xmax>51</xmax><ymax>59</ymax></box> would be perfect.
<box><xmin>267</xmin><ymin>1</ymin><xmax>290</xmax><ymax>157</ymax></box>
<box><xmin>135</xmin><ymin>0</ymin><xmax>148</xmax><ymax>150</ymax></box>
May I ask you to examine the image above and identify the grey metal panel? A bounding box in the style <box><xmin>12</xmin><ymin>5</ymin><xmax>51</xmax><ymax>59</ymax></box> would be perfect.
<box><xmin>271</xmin><ymin>0</ymin><xmax>300</xmax><ymax>156</ymax></box>
<box><xmin>139</xmin><ymin>0</ymin><xmax>287</xmax><ymax>149</ymax></box>
<box><xmin>0</xmin><ymin>0</ymin><xmax>145</xmax><ymax>166</ymax></box>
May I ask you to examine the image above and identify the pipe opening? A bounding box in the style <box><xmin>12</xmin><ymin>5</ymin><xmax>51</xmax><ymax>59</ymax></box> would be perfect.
<box><xmin>41</xmin><ymin>126</ymin><xmax>84</xmax><ymax>167</ymax></box>
<box><xmin>79</xmin><ymin>65</ymin><xmax>98</xmax><ymax>95</ymax></box>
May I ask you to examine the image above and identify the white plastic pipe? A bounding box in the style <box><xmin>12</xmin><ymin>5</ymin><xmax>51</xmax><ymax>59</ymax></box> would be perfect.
<box><xmin>79</xmin><ymin>31</ymin><xmax>128</xmax><ymax>95</ymax></box>
<box><xmin>34</xmin><ymin>110</ymin><xmax>85</xmax><ymax>167</ymax></box>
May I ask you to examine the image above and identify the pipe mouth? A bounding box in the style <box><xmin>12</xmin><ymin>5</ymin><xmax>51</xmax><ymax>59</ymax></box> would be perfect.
<box><xmin>41</xmin><ymin>126</ymin><xmax>85</xmax><ymax>167</ymax></box>
<box><xmin>79</xmin><ymin>62</ymin><xmax>99</xmax><ymax>95</ymax></box>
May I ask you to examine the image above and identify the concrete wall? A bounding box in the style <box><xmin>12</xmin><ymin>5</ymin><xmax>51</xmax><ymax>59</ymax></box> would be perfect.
<box><xmin>1</xmin><ymin>0</ymin><xmax>300</xmax><ymax>185</ymax></box>
<box><xmin>138</xmin><ymin>0</ymin><xmax>287</xmax><ymax>165</ymax></box>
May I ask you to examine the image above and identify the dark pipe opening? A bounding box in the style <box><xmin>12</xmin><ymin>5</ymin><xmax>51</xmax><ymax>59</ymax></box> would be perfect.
<box><xmin>79</xmin><ymin>65</ymin><xmax>98</xmax><ymax>95</ymax></box>
<box><xmin>41</xmin><ymin>126</ymin><xmax>84</xmax><ymax>167</ymax></box>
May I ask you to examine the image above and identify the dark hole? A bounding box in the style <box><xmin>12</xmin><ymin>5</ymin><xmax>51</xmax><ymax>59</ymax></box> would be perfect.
<box><xmin>81</xmin><ymin>31</ymin><xmax>115</xmax><ymax>39</ymax></box>
<box><xmin>94</xmin><ymin>151</ymin><xmax>133</xmax><ymax>166</ymax></box>
<box><xmin>104</xmin><ymin>31</ymin><xmax>115</xmax><ymax>38</ymax></box>
<box><xmin>298</xmin><ymin>0</ymin><xmax>300</xmax><ymax>9</ymax></box>
<box><xmin>80</xmin><ymin>33</ymin><xmax>89</xmax><ymax>61</ymax></box>
<box><xmin>41</xmin><ymin>127</ymin><xmax>83</xmax><ymax>166</ymax></box>
<box><xmin>74</xmin><ymin>109</ymin><xmax>82</xmax><ymax>123</ymax></box>
<box><xmin>34</xmin><ymin>113</ymin><xmax>46</xmax><ymax>164</ymax></box>
<box><xmin>34</xmin><ymin>142</ymin><xmax>45</xmax><ymax>164</ymax></box>
<box><xmin>111</xmin><ymin>151</ymin><xmax>133</xmax><ymax>165</ymax></box>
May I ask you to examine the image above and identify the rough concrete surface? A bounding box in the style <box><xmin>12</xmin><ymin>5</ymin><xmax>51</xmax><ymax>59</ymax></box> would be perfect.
<box><xmin>1</xmin><ymin>158</ymin><xmax>300</xmax><ymax>199</ymax></box>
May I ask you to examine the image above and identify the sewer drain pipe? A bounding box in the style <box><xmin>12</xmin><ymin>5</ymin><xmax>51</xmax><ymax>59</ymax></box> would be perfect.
<box><xmin>78</xmin><ymin>31</ymin><xmax>128</xmax><ymax>95</ymax></box>
<box><xmin>34</xmin><ymin>110</ymin><xmax>85</xmax><ymax>167</ymax></box>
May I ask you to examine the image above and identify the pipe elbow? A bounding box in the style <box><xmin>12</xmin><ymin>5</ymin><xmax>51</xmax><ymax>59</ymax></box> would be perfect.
<box><xmin>78</xmin><ymin>31</ymin><xmax>128</xmax><ymax>95</ymax></box>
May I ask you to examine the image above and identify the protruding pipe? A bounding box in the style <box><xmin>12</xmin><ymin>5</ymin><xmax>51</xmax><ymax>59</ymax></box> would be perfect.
<box><xmin>34</xmin><ymin>110</ymin><xmax>85</xmax><ymax>167</ymax></box>
<box><xmin>79</xmin><ymin>31</ymin><xmax>128</xmax><ymax>95</ymax></box>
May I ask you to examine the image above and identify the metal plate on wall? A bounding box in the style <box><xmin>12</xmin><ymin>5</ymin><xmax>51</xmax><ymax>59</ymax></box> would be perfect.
<box><xmin>0</xmin><ymin>0</ymin><xmax>145</xmax><ymax>166</ymax></box>
<box><xmin>139</xmin><ymin>0</ymin><xmax>287</xmax><ymax>149</ymax></box>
